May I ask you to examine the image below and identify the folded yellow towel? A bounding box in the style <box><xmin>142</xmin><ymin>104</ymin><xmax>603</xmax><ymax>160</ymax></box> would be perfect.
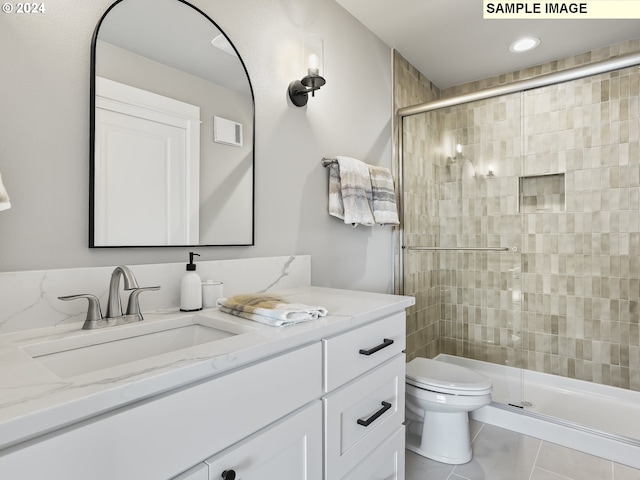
<box><xmin>217</xmin><ymin>294</ymin><xmax>328</xmax><ymax>327</ymax></box>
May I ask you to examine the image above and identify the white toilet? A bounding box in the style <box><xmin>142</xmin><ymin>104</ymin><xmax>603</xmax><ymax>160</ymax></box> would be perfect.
<box><xmin>405</xmin><ymin>357</ymin><xmax>493</xmax><ymax>464</ymax></box>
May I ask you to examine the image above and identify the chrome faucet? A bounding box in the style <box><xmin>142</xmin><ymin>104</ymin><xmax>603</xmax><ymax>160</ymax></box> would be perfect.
<box><xmin>105</xmin><ymin>266</ymin><xmax>140</xmax><ymax>319</ymax></box>
<box><xmin>58</xmin><ymin>265</ymin><xmax>160</xmax><ymax>330</ymax></box>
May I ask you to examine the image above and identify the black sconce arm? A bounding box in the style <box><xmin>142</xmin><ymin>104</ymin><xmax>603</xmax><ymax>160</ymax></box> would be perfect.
<box><xmin>288</xmin><ymin>75</ymin><xmax>326</xmax><ymax>107</ymax></box>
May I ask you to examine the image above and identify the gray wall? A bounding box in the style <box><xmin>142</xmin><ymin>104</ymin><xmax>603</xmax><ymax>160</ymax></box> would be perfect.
<box><xmin>0</xmin><ymin>0</ymin><xmax>394</xmax><ymax>293</ymax></box>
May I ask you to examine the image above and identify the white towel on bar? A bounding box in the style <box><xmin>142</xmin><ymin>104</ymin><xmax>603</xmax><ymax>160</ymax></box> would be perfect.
<box><xmin>368</xmin><ymin>165</ymin><xmax>399</xmax><ymax>225</ymax></box>
<box><xmin>0</xmin><ymin>170</ymin><xmax>11</xmax><ymax>212</ymax></box>
<box><xmin>328</xmin><ymin>156</ymin><xmax>375</xmax><ymax>226</ymax></box>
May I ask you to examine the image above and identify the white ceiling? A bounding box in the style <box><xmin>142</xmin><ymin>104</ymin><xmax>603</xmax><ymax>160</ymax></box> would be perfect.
<box><xmin>334</xmin><ymin>0</ymin><xmax>640</xmax><ymax>89</ymax></box>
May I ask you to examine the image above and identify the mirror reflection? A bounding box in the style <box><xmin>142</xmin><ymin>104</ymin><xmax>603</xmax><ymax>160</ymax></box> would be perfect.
<box><xmin>91</xmin><ymin>0</ymin><xmax>254</xmax><ymax>247</ymax></box>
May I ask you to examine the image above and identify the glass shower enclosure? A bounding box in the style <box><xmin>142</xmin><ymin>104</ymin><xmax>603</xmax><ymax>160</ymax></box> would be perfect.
<box><xmin>398</xmin><ymin>52</ymin><xmax>640</xmax><ymax>437</ymax></box>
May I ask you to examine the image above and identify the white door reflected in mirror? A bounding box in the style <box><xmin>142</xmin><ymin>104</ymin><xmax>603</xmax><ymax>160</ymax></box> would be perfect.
<box><xmin>94</xmin><ymin>78</ymin><xmax>200</xmax><ymax>246</ymax></box>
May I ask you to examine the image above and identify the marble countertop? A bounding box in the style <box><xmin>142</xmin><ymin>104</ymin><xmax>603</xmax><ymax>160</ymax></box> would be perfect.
<box><xmin>0</xmin><ymin>286</ymin><xmax>414</xmax><ymax>451</ymax></box>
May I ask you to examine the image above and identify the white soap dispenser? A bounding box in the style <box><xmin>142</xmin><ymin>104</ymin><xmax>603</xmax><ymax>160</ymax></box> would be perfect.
<box><xmin>180</xmin><ymin>252</ymin><xmax>202</xmax><ymax>312</ymax></box>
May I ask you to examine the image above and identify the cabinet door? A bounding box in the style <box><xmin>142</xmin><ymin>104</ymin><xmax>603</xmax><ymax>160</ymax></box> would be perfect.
<box><xmin>342</xmin><ymin>426</ymin><xmax>405</xmax><ymax>480</ymax></box>
<box><xmin>205</xmin><ymin>401</ymin><xmax>322</xmax><ymax>480</ymax></box>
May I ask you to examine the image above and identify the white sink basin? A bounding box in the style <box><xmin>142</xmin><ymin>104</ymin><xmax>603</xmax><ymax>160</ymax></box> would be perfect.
<box><xmin>21</xmin><ymin>313</ymin><xmax>254</xmax><ymax>379</ymax></box>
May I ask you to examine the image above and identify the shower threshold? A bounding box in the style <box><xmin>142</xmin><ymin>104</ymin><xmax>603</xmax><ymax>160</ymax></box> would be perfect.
<box><xmin>434</xmin><ymin>354</ymin><xmax>640</xmax><ymax>469</ymax></box>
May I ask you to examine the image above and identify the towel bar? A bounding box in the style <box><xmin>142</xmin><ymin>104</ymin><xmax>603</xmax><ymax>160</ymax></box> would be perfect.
<box><xmin>322</xmin><ymin>157</ymin><xmax>337</xmax><ymax>167</ymax></box>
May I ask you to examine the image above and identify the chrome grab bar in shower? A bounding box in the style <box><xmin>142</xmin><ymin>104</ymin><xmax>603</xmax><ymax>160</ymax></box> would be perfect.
<box><xmin>404</xmin><ymin>246</ymin><xmax>512</xmax><ymax>252</ymax></box>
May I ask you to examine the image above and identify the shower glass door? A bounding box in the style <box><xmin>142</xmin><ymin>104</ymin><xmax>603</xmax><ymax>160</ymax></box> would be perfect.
<box><xmin>401</xmin><ymin>91</ymin><xmax>525</xmax><ymax>408</ymax></box>
<box><xmin>401</xmin><ymin>60</ymin><xmax>640</xmax><ymax>443</ymax></box>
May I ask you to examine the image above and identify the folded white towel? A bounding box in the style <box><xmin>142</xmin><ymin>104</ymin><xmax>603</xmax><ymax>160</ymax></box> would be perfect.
<box><xmin>0</xmin><ymin>170</ymin><xmax>11</xmax><ymax>212</ymax></box>
<box><xmin>328</xmin><ymin>156</ymin><xmax>375</xmax><ymax>226</ymax></box>
<box><xmin>217</xmin><ymin>294</ymin><xmax>328</xmax><ymax>327</ymax></box>
<box><xmin>368</xmin><ymin>165</ymin><xmax>399</xmax><ymax>225</ymax></box>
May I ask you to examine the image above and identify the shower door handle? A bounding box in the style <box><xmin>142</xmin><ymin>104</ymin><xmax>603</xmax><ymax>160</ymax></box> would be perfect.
<box><xmin>359</xmin><ymin>338</ymin><xmax>394</xmax><ymax>356</ymax></box>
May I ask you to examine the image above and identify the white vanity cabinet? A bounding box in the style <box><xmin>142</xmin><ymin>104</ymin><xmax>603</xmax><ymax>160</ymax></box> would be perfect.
<box><xmin>0</xmin><ymin>288</ymin><xmax>413</xmax><ymax>480</ymax></box>
<box><xmin>323</xmin><ymin>311</ymin><xmax>406</xmax><ymax>480</ymax></box>
<box><xmin>0</xmin><ymin>343</ymin><xmax>322</xmax><ymax>480</ymax></box>
<box><xmin>177</xmin><ymin>311</ymin><xmax>408</xmax><ymax>480</ymax></box>
<box><xmin>175</xmin><ymin>311</ymin><xmax>408</xmax><ymax>480</ymax></box>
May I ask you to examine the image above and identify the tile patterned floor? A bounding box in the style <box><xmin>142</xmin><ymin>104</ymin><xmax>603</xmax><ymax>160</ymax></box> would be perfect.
<box><xmin>406</xmin><ymin>421</ymin><xmax>640</xmax><ymax>480</ymax></box>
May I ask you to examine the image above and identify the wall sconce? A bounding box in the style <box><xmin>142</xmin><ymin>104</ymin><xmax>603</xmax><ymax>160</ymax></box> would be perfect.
<box><xmin>288</xmin><ymin>35</ymin><xmax>326</xmax><ymax>107</ymax></box>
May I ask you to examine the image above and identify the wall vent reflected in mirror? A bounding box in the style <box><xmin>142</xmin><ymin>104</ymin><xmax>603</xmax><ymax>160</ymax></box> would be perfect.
<box><xmin>214</xmin><ymin>116</ymin><xmax>243</xmax><ymax>147</ymax></box>
<box><xmin>518</xmin><ymin>173</ymin><xmax>566</xmax><ymax>213</ymax></box>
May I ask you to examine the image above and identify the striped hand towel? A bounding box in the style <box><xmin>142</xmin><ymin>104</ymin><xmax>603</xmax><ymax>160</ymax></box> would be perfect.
<box><xmin>328</xmin><ymin>156</ymin><xmax>375</xmax><ymax>226</ymax></box>
<box><xmin>368</xmin><ymin>165</ymin><xmax>399</xmax><ymax>225</ymax></box>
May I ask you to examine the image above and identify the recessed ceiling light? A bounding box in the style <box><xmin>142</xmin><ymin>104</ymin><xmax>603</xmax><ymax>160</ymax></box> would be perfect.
<box><xmin>509</xmin><ymin>37</ymin><xmax>540</xmax><ymax>53</ymax></box>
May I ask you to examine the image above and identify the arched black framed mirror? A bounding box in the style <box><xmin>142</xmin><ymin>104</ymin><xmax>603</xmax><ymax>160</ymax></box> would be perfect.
<box><xmin>90</xmin><ymin>0</ymin><xmax>254</xmax><ymax>247</ymax></box>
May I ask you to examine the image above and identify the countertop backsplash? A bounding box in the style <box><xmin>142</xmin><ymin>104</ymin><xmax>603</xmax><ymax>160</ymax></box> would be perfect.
<box><xmin>0</xmin><ymin>255</ymin><xmax>311</xmax><ymax>335</ymax></box>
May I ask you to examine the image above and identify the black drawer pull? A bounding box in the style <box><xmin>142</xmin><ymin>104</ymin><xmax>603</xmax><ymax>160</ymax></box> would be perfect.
<box><xmin>357</xmin><ymin>401</ymin><xmax>392</xmax><ymax>427</ymax></box>
<box><xmin>359</xmin><ymin>338</ymin><xmax>394</xmax><ymax>356</ymax></box>
<box><xmin>221</xmin><ymin>470</ymin><xmax>236</xmax><ymax>480</ymax></box>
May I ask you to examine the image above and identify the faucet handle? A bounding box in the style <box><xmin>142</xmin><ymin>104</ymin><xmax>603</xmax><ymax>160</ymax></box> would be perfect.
<box><xmin>125</xmin><ymin>286</ymin><xmax>161</xmax><ymax>320</ymax></box>
<box><xmin>58</xmin><ymin>294</ymin><xmax>103</xmax><ymax>330</ymax></box>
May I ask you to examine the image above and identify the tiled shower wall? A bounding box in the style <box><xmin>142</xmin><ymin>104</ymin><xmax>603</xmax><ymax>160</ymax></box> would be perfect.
<box><xmin>395</xmin><ymin>38</ymin><xmax>640</xmax><ymax>391</ymax></box>
<box><xmin>519</xmin><ymin>65</ymin><xmax>640</xmax><ymax>389</ymax></box>
<box><xmin>393</xmin><ymin>52</ymin><xmax>441</xmax><ymax>361</ymax></box>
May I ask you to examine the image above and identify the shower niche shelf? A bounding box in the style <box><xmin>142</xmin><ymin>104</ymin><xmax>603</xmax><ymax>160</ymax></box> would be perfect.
<box><xmin>518</xmin><ymin>173</ymin><xmax>565</xmax><ymax>213</ymax></box>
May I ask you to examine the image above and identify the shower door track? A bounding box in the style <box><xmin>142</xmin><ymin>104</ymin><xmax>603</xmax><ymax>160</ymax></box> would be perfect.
<box><xmin>405</xmin><ymin>246</ymin><xmax>510</xmax><ymax>252</ymax></box>
<box><xmin>395</xmin><ymin>50</ymin><xmax>640</xmax><ymax>294</ymax></box>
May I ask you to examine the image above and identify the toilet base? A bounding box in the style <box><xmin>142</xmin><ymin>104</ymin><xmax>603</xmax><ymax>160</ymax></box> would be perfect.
<box><xmin>405</xmin><ymin>410</ymin><xmax>473</xmax><ymax>465</ymax></box>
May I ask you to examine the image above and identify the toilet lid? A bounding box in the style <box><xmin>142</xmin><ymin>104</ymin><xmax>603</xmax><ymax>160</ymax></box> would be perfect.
<box><xmin>406</xmin><ymin>358</ymin><xmax>492</xmax><ymax>395</ymax></box>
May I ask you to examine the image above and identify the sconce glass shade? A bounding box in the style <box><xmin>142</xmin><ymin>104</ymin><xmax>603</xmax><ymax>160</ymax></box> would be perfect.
<box><xmin>303</xmin><ymin>34</ymin><xmax>324</xmax><ymax>78</ymax></box>
<box><xmin>288</xmin><ymin>34</ymin><xmax>326</xmax><ymax>107</ymax></box>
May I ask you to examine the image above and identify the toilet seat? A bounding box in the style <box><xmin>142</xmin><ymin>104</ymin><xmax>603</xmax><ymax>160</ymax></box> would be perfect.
<box><xmin>406</xmin><ymin>358</ymin><xmax>492</xmax><ymax>396</ymax></box>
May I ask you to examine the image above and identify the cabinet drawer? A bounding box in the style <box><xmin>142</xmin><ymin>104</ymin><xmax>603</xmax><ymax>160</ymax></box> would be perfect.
<box><xmin>324</xmin><ymin>354</ymin><xmax>405</xmax><ymax>480</ymax></box>
<box><xmin>342</xmin><ymin>426</ymin><xmax>405</xmax><ymax>480</ymax></box>
<box><xmin>324</xmin><ymin>312</ymin><xmax>405</xmax><ymax>392</ymax></box>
